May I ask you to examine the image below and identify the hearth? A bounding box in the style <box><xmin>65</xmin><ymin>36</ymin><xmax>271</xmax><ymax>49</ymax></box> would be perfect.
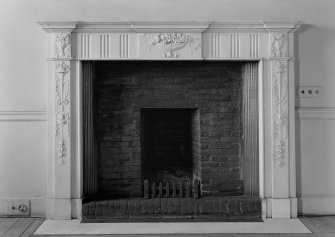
<box><xmin>81</xmin><ymin>61</ymin><xmax>261</xmax><ymax>221</ymax></box>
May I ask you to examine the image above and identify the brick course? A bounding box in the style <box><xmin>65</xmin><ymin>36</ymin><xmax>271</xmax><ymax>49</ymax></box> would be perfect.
<box><xmin>82</xmin><ymin>196</ymin><xmax>261</xmax><ymax>221</ymax></box>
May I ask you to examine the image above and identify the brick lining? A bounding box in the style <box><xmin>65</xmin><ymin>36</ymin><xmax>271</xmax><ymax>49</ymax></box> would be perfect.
<box><xmin>94</xmin><ymin>61</ymin><xmax>244</xmax><ymax>198</ymax></box>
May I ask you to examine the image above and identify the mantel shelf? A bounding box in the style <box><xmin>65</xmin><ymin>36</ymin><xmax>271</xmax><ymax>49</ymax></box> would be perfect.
<box><xmin>38</xmin><ymin>20</ymin><xmax>303</xmax><ymax>33</ymax></box>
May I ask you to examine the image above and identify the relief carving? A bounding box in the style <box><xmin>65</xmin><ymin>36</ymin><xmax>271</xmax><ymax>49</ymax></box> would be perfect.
<box><xmin>57</xmin><ymin>140</ymin><xmax>66</xmax><ymax>166</ymax></box>
<box><xmin>56</xmin><ymin>112</ymin><xmax>70</xmax><ymax>137</ymax></box>
<box><xmin>274</xmin><ymin>141</ymin><xmax>285</xmax><ymax>167</ymax></box>
<box><xmin>272</xmin><ymin>112</ymin><xmax>280</xmax><ymax>138</ymax></box>
<box><xmin>55</xmin><ymin>61</ymin><xmax>70</xmax><ymax>166</ymax></box>
<box><xmin>274</xmin><ymin>60</ymin><xmax>287</xmax><ymax>74</ymax></box>
<box><xmin>272</xmin><ymin>60</ymin><xmax>289</xmax><ymax>167</ymax></box>
<box><xmin>55</xmin><ymin>33</ymin><xmax>71</xmax><ymax>58</ymax></box>
<box><xmin>271</xmin><ymin>33</ymin><xmax>288</xmax><ymax>58</ymax></box>
<box><xmin>55</xmin><ymin>62</ymin><xmax>70</xmax><ymax>106</ymax></box>
<box><xmin>144</xmin><ymin>33</ymin><xmax>201</xmax><ymax>58</ymax></box>
<box><xmin>55</xmin><ymin>61</ymin><xmax>70</xmax><ymax>73</ymax></box>
<box><xmin>280</xmin><ymin>113</ymin><xmax>289</xmax><ymax>139</ymax></box>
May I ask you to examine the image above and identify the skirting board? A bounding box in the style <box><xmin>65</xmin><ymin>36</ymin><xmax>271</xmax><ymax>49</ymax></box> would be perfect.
<box><xmin>0</xmin><ymin>198</ymin><xmax>45</xmax><ymax>217</ymax></box>
<box><xmin>298</xmin><ymin>196</ymin><xmax>335</xmax><ymax>215</ymax></box>
<box><xmin>34</xmin><ymin>219</ymin><xmax>311</xmax><ymax>235</ymax></box>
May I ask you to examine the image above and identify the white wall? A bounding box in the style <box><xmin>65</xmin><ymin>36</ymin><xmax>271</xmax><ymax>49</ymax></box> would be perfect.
<box><xmin>0</xmin><ymin>0</ymin><xmax>334</xmax><ymax>216</ymax></box>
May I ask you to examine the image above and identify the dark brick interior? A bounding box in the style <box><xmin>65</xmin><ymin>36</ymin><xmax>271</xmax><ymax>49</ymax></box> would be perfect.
<box><xmin>94</xmin><ymin>61</ymin><xmax>243</xmax><ymax>199</ymax></box>
<box><xmin>141</xmin><ymin>108</ymin><xmax>198</xmax><ymax>184</ymax></box>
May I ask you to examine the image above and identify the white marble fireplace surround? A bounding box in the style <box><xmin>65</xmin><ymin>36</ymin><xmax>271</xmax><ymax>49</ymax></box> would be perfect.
<box><xmin>38</xmin><ymin>20</ymin><xmax>302</xmax><ymax>220</ymax></box>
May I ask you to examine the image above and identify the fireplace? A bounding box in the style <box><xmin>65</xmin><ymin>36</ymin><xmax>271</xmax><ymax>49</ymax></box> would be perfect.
<box><xmin>81</xmin><ymin>60</ymin><xmax>261</xmax><ymax>221</ymax></box>
<box><xmin>38</xmin><ymin>20</ymin><xmax>302</xmax><ymax>220</ymax></box>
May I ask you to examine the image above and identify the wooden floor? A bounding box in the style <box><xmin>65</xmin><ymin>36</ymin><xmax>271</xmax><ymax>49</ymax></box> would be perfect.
<box><xmin>0</xmin><ymin>216</ymin><xmax>335</xmax><ymax>236</ymax></box>
<box><xmin>0</xmin><ymin>218</ymin><xmax>44</xmax><ymax>237</ymax></box>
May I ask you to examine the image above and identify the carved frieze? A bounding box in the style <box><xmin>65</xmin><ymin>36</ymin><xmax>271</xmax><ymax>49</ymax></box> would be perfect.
<box><xmin>271</xmin><ymin>33</ymin><xmax>288</xmax><ymax>58</ymax></box>
<box><xmin>55</xmin><ymin>33</ymin><xmax>71</xmax><ymax>58</ymax></box>
<box><xmin>55</xmin><ymin>61</ymin><xmax>70</xmax><ymax>166</ymax></box>
<box><xmin>144</xmin><ymin>33</ymin><xmax>201</xmax><ymax>58</ymax></box>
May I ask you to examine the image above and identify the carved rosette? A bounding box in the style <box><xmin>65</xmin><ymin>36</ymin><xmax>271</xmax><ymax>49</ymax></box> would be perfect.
<box><xmin>55</xmin><ymin>33</ymin><xmax>71</xmax><ymax>58</ymax></box>
<box><xmin>144</xmin><ymin>33</ymin><xmax>201</xmax><ymax>58</ymax></box>
<box><xmin>271</xmin><ymin>33</ymin><xmax>288</xmax><ymax>58</ymax></box>
<box><xmin>55</xmin><ymin>61</ymin><xmax>70</xmax><ymax>166</ymax></box>
<box><xmin>272</xmin><ymin>60</ymin><xmax>288</xmax><ymax>167</ymax></box>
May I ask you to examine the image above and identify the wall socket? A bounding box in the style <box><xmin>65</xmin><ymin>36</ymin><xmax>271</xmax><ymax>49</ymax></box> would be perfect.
<box><xmin>7</xmin><ymin>200</ymin><xmax>30</xmax><ymax>216</ymax></box>
<box><xmin>297</xmin><ymin>86</ymin><xmax>323</xmax><ymax>98</ymax></box>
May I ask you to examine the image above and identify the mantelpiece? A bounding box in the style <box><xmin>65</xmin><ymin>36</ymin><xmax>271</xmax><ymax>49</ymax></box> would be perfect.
<box><xmin>38</xmin><ymin>20</ymin><xmax>302</xmax><ymax>219</ymax></box>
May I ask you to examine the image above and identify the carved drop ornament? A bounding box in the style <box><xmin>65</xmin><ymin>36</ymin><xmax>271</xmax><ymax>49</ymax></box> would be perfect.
<box><xmin>55</xmin><ymin>33</ymin><xmax>71</xmax><ymax>58</ymax></box>
<box><xmin>271</xmin><ymin>33</ymin><xmax>288</xmax><ymax>58</ymax></box>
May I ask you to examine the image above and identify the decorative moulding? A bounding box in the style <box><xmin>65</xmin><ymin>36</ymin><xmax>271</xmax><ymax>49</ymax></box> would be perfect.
<box><xmin>144</xmin><ymin>33</ymin><xmax>201</xmax><ymax>58</ymax></box>
<box><xmin>75</xmin><ymin>22</ymin><xmax>133</xmax><ymax>33</ymax></box>
<box><xmin>271</xmin><ymin>33</ymin><xmax>288</xmax><ymax>58</ymax></box>
<box><xmin>38</xmin><ymin>20</ymin><xmax>303</xmax><ymax>33</ymax></box>
<box><xmin>38</xmin><ymin>21</ymin><xmax>78</xmax><ymax>33</ymax></box>
<box><xmin>0</xmin><ymin>111</ymin><xmax>47</xmax><ymax>121</ymax></box>
<box><xmin>38</xmin><ymin>20</ymin><xmax>302</xmax><ymax>60</ymax></box>
<box><xmin>130</xmin><ymin>21</ymin><xmax>213</xmax><ymax>33</ymax></box>
<box><xmin>272</xmin><ymin>60</ymin><xmax>289</xmax><ymax>167</ymax></box>
<box><xmin>55</xmin><ymin>61</ymin><xmax>70</xmax><ymax>166</ymax></box>
<box><xmin>37</xmin><ymin>20</ymin><xmax>303</xmax><ymax>219</ymax></box>
<box><xmin>55</xmin><ymin>33</ymin><xmax>71</xmax><ymax>58</ymax></box>
<box><xmin>296</xmin><ymin>107</ymin><xmax>335</xmax><ymax>120</ymax></box>
<box><xmin>263</xmin><ymin>20</ymin><xmax>303</xmax><ymax>32</ymax></box>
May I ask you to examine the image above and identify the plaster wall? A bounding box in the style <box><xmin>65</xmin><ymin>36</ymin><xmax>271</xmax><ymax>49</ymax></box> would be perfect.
<box><xmin>0</xmin><ymin>0</ymin><xmax>334</xmax><ymax>216</ymax></box>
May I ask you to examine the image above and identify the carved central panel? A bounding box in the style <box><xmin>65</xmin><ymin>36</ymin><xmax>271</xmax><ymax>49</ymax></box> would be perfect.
<box><xmin>143</xmin><ymin>33</ymin><xmax>201</xmax><ymax>58</ymax></box>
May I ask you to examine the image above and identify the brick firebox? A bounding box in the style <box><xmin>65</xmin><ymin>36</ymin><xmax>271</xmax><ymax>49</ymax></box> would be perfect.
<box><xmin>83</xmin><ymin>61</ymin><xmax>258</xmax><ymax>203</ymax></box>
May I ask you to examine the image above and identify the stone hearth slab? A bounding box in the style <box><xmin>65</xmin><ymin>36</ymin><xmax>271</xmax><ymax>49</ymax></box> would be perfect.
<box><xmin>33</xmin><ymin>219</ymin><xmax>311</xmax><ymax>235</ymax></box>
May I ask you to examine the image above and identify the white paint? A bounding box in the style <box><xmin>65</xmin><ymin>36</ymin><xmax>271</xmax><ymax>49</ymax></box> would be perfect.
<box><xmin>272</xmin><ymin>198</ymin><xmax>291</xmax><ymax>218</ymax></box>
<box><xmin>299</xmin><ymin>196</ymin><xmax>335</xmax><ymax>215</ymax></box>
<box><xmin>0</xmin><ymin>121</ymin><xmax>47</xmax><ymax>216</ymax></box>
<box><xmin>0</xmin><ymin>111</ymin><xmax>47</xmax><ymax>121</ymax></box>
<box><xmin>298</xmin><ymin>120</ymin><xmax>335</xmax><ymax>196</ymax></box>
<box><xmin>296</xmin><ymin>107</ymin><xmax>335</xmax><ymax>120</ymax></box>
<box><xmin>0</xmin><ymin>122</ymin><xmax>47</xmax><ymax>198</ymax></box>
<box><xmin>0</xmin><ymin>0</ymin><xmax>334</xmax><ymax>217</ymax></box>
<box><xmin>39</xmin><ymin>21</ymin><xmax>299</xmax><ymax>219</ymax></box>
<box><xmin>296</xmin><ymin>118</ymin><xmax>335</xmax><ymax>215</ymax></box>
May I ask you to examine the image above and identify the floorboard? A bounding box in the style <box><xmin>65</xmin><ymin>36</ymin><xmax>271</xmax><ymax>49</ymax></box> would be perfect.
<box><xmin>317</xmin><ymin>216</ymin><xmax>335</xmax><ymax>233</ymax></box>
<box><xmin>21</xmin><ymin>218</ymin><xmax>45</xmax><ymax>237</ymax></box>
<box><xmin>3</xmin><ymin>218</ymin><xmax>35</xmax><ymax>237</ymax></box>
<box><xmin>0</xmin><ymin>218</ymin><xmax>20</xmax><ymax>236</ymax></box>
